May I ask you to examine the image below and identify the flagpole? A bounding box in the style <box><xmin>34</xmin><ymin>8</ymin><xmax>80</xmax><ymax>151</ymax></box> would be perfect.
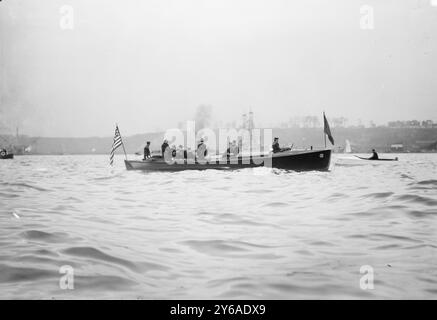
<box><xmin>116</xmin><ymin>123</ymin><xmax>128</xmax><ymax>160</ymax></box>
<box><xmin>323</xmin><ymin>112</ymin><xmax>326</xmax><ymax>148</ymax></box>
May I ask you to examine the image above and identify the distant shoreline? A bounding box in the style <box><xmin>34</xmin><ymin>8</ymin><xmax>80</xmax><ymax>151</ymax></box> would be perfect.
<box><xmin>2</xmin><ymin>127</ymin><xmax>437</xmax><ymax>154</ymax></box>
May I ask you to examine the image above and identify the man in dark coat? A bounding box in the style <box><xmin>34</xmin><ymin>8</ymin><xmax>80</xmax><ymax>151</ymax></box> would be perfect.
<box><xmin>272</xmin><ymin>137</ymin><xmax>291</xmax><ymax>153</ymax></box>
<box><xmin>143</xmin><ymin>141</ymin><xmax>151</xmax><ymax>160</ymax></box>
<box><xmin>272</xmin><ymin>137</ymin><xmax>281</xmax><ymax>153</ymax></box>
<box><xmin>161</xmin><ymin>140</ymin><xmax>169</xmax><ymax>156</ymax></box>
<box><xmin>369</xmin><ymin>149</ymin><xmax>379</xmax><ymax>160</ymax></box>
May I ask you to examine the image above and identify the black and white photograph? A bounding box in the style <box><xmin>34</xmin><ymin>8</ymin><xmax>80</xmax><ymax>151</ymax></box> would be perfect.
<box><xmin>1</xmin><ymin>0</ymin><xmax>436</xmax><ymax>305</ymax></box>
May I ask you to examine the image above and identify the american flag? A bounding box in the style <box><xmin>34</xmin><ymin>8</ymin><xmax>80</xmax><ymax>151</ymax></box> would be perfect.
<box><xmin>110</xmin><ymin>125</ymin><xmax>123</xmax><ymax>165</ymax></box>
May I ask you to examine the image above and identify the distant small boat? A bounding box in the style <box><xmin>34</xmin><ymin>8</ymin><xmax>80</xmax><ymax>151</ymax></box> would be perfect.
<box><xmin>354</xmin><ymin>155</ymin><xmax>398</xmax><ymax>161</ymax></box>
<box><xmin>0</xmin><ymin>153</ymin><xmax>14</xmax><ymax>159</ymax></box>
<box><xmin>344</xmin><ymin>140</ymin><xmax>352</xmax><ymax>153</ymax></box>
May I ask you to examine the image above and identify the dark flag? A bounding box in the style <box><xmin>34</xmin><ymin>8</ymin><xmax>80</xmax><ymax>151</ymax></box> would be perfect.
<box><xmin>323</xmin><ymin>112</ymin><xmax>334</xmax><ymax>146</ymax></box>
<box><xmin>110</xmin><ymin>125</ymin><xmax>123</xmax><ymax>165</ymax></box>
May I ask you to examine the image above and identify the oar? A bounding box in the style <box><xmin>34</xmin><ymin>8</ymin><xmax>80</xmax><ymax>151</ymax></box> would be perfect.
<box><xmin>354</xmin><ymin>155</ymin><xmax>367</xmax><ymax>160</ymax></box>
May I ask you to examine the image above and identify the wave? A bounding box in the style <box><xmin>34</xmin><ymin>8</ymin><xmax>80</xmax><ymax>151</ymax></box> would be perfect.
<box><xmin>21</xmin><ymin>230</ymin><xmax>69</xmax><ymax>243</ymax></box>
<box><xmin>361</xmin><ymin>192</ymin><xmax>394</xmax><ymax>199</ymax></box>
<box><xmin>71</xmin><ymin>274</ymin><xmax>137</xmax><ymax>291</ymax></box>
<box><xmin>400</xmin><ymin>174</ymin><xmax>414</xmax><ymax>179</ymax></box>
<box><xmin>408</xmin><ymin>179</ymin><xmax>437</xmax><ymax>190</ymax></box>
<box><xmin>0</xmin><ymin>192</ymin><xmax>20</xmax><ymax>198</ymax></box>
<box><xmin>181</xmin><ymin>239</ymin><xmax>274</xmax><ymax>257</ymax></box>
<box><xmin>62</xmin><ymin>246</ymin><xmax>140</xmax><ymax>272</ymax></box>
<box><xmin>197</xmin><ymin>212</ymin><xmax>267</xmax><ymax>226</ymax></box>
<box><xmin>91</xmin><ymin>172</ymin><xmax>125</xmax><ymax>181</ymax></box>
<box><xmin>60</xmin><ymin>246</ymin><xmax>171</xmax><ymax>273</ymax></box>
<box><xmin>396</xmin><ymin>194</ymin><xmax>437</xmax><ymax>206</ymax></box>
<box><xmin>416</xmin><ymin>179</ymin><xmax>437</xmax><ymax>186</ymax></box>
<box><xmin>2</xmin><ymin>182</ymin><xmax>50</xmax><ymax>192</ymax></box>
<box><xmin>368</xmin><ymin>233</ymin><xmax>422</xmax><ymax>243</ymax></box>
<box><xmin>262</xmin><ymin>202</ymin><xmax>289</xmax><ymax>208</ymax></box>
<box><xmin>0</xmin><ymin>264</ymin><xmax>55</xmax><ymax>283</ymax></box>
<box><xmin>407</xmin><ymin>209</ymin><xmax>437</xmax><ymax>218</ymax></box>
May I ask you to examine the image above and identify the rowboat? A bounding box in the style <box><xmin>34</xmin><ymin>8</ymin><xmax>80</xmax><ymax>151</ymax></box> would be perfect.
<box><xmin>124</xmin><ymin>149</ymin><xmax>331</xmax><ymax>172</ymax></box>
<box><xmin>354</xmin><ymin>156</ymin><xmax>398</xmax><ymax>161</ymax></box>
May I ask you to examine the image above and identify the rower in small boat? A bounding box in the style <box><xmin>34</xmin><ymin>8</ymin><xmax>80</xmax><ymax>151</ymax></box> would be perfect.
<box><xmin>143</xmin><ymin>141</ymin><xmax>151</xmax><ymax>160</ymax></box>
<box><xmin>272</xmin><ymin>137</ymin><xmax>291</xmax><ymax>153</ymax></box>
<box><xmin>369</xmin><ymin>149</ymin><xmax>379</xmax><ymax>160</ymax></box>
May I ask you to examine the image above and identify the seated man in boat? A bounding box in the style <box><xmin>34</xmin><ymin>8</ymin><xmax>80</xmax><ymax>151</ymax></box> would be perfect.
<box><xmin>223</xmin><ymin>140</ymin><xmax>236</xmax><ymax>159</ymax></box>
<box><xmin>143</xmin><ymin>141</ymin><xmax>151</xmax><ymax>160</ymax></box>
<box><xmin>369</xmin><ymin>149</ymin><xmax>379</xmax><ymax>160</ymax></box>
<box><xmin>230</xmin><ymin>140</ymin><xmax>239</xmax><ymax>155</ymax></box>
<box><xmin>175</xmin><ymin>145</ymin><xmax>185</xmax><ymax>159</ymax></box>
<box><xmin>196</xmin><ymin>138</ymin><xmax>208</xmax><ymax>158</ymax></box>
<box><xmin>186</xmin><ymin>147</ymin><xmax>193</xmax><ymax>159</ymax></box>
<box><xmin>272</xmin><ymin>137</ymin><xmax>291</xmax><ymax>153</ymax></box>
<box><xmin>224</xmin><ymin>141</ymin><xmax>231</xmax><ymax>159</ymax></box>
<box><xmin>237</xmin><ymin>138</ymin><xmax>243</xmax><ymax>154</ymax></box>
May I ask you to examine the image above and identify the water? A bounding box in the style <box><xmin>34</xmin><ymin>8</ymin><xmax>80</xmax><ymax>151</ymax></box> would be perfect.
<box><xmin>0</xmin><ymin>154</ymin><xmax>436</xmax><ymax>299</ymax></box>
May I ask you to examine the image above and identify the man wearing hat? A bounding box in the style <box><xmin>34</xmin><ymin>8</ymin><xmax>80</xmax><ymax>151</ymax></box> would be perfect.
<box><xmin>196</xmin><ymin>138</ymin><xmax>208</xmax><ymax>158</ymax></box>
<box><xmin>272</xmin><ymin>137</ymin><xmax>291</xmax><ymax>153</ymax></box>
<box><xmin>272</xmin><ymin>137</ymin><xmax>281</xmax><ymax>153</ymax></box>
<box><xmin>230</xmin><ymin>140</ymin><xmax>239</xmax><ymax>155</ymax></box>
<box><xmin>161</xmin><ymin>139</ymin><xmax>169</xmax><ymax>156</ymax></box>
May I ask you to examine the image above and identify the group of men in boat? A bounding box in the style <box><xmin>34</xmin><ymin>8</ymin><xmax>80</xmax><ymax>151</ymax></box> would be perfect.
<box><xmin>143</xmin><ymin>139</ymin><xmax>208</xmax><ymax>160</ymax></box>
<box><xmin>143</xmin><ymin>137</ymin><xmax>290</xmax><ymax>160</ymax></box>
<box><xmin>142</xmin><ymin>138</ymin><xmax>385</xmax><ymax>161</ymax></box>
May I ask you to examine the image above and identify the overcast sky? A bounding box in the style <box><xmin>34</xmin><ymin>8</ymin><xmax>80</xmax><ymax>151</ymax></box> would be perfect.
<box><xmin>1</xmin><ymin>0</ymin><xmax>436</xmax><ymax>137</ymax></box>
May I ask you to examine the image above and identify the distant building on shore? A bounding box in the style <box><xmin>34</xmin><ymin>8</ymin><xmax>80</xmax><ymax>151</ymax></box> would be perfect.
<box><xmin>390</xmin><ymin>144</ymin><xmax>404</xmax><ymax>152</ymax></box>
<box><xmin>388</xmin><ymin>120</ymin><xmax>435</xmax><ymax>128</ymax></box>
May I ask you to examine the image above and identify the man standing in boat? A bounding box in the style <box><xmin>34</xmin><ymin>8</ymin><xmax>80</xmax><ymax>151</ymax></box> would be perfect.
<box><xmin>143</xmin><ymin>141</ymin><xmax>151</xmax><ymax>160</ymax></box>
<box><xmin>161</xmin><ymin>139</ymin><xmax>169</xmax><ymax>156</ymax></box>
<box><xmin>176</xmin><ymin>145</ymin><xmax>184</xmax><ymax>159</ymax></box>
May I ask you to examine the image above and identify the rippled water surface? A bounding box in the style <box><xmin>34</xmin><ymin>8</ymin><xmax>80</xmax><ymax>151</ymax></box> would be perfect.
<box><xmin>1</xmin><ymin>154</ymin><xmax>436</xmax><ymax>299</ymax></box>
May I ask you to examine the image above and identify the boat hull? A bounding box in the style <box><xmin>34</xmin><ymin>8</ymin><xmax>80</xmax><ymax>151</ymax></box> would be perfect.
<box><xmin>124</xmin><ymin>149</ymin><xmax>331</xmax><ymax>172</ymax></box>
<box><xmin>355</xmin><ymin>156</ymin><xmax>398</xmax><ymax>161</ymax></box>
